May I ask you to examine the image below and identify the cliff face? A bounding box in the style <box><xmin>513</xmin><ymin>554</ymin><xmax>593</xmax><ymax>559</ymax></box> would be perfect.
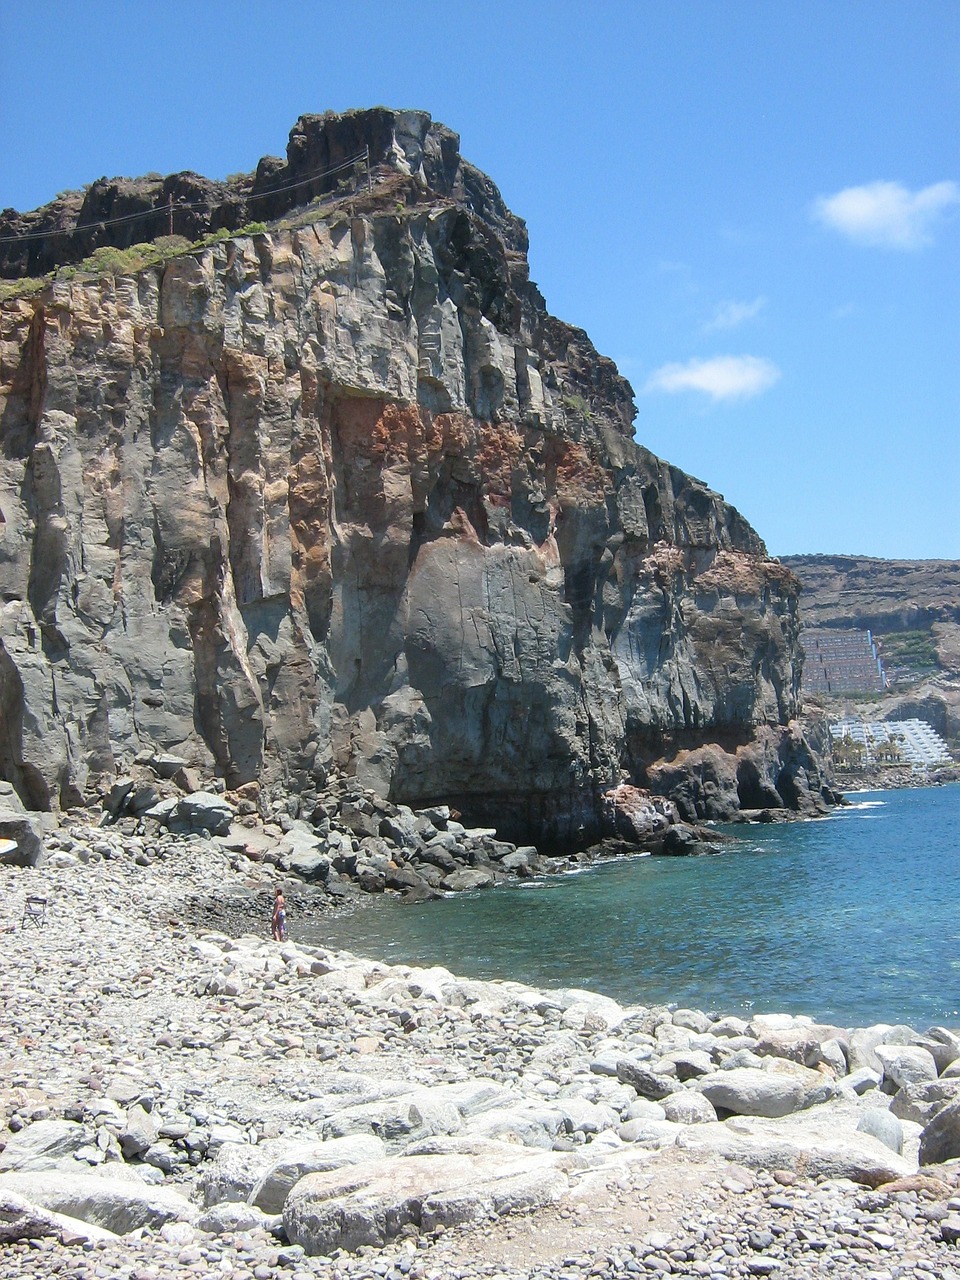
<box><xmin>0</xmin><ymin>110</ymin><xmax>822</xmax><ymax>839</ymax></box>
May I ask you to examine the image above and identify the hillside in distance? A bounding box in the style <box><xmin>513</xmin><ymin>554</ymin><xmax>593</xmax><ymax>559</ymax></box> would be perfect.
<box><xmin>782</xmin><ymin>555</ymin><xmax>960</xmax><ymax>633</ymax></box>
<box><xmin>784</xmin><ymin>554</ymin><xmax>960</xmax><ymax>750</ymax></box>
<box><xmin>0</xmin><ymin>108</ymin><xmax>833</xmax><ymax>840</ymax></box>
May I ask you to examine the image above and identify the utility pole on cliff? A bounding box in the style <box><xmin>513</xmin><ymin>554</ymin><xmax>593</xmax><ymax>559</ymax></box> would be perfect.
<box><xmin>168</xmin><ymin>200</ymin><xmax>174</xmax><ymax>237</ymax></box>
<box><xmin>365</xmin><ymin>146</ymin><xmax>371</xmax><ymax>194</ymax></box>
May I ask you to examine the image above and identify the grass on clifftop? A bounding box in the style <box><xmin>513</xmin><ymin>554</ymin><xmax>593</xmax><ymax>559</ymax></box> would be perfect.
<box><xmin>0</xmin><ymin>176</ymin><xmax>436</xmax><ymax>305</ymax></box>
<box><xmin>0</xmin><ymin>275</ymin><xmax>47</xmax><ymax>303</ymax></box>
<box><xmin>0</xmin><ymin>223</ymin><xmax>273</xmax><ymax>302</ymax></box>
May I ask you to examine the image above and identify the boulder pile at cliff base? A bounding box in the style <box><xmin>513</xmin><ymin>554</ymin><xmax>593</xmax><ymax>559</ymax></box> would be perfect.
<box><xmin>3</xmin><ymin>763</ymin><xmax>741</xmax><ymax>913</ymax></box>
<box><xmin>4</xmin><ymin>821</ymin><xmax>960</xmax><ymax>1279</ymax></box>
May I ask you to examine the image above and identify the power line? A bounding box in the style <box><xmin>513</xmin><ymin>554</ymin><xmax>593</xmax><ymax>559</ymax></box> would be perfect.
<box><xmin>0</xmin><ymin>151</ymin><xmax>370</xmax><ymax>247</ymax></box>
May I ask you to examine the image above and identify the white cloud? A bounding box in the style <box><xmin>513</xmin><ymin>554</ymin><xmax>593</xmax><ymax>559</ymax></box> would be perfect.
<box><xmin>644</xmin><ymin>355</ymin><xmax>781</xmax><ymax>402</ymax></box>
<box><xmin>812</xmin><ymin>180</ymin><xmax>960</xmax><ymax>249</ymax></box>
<box><xmin>704</xmin><ymin>296</ymin><xmax>766</xmax><ymax>332</ymax></box>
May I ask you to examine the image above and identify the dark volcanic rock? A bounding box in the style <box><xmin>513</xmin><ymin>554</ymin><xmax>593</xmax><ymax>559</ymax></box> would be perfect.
<box><xmin>0</xmin><ymin>108</ymin><xmax>823</xmax><ymax>843</ymax></box>
<box><xmin>0</xmin><ymin>108</ymin><xmax>529</xmax><ymax>283</ymax></box>
<box><xmin>644</xmin><ymin>724</ymin><xmax>833</xmax><ymax>822</ymax></box>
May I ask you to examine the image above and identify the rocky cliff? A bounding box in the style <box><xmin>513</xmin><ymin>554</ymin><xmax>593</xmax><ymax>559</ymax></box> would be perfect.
<box><xmin>0</xmin><ymin>109</ymin><xmax>829</xmax><ymax>841</ymax></box>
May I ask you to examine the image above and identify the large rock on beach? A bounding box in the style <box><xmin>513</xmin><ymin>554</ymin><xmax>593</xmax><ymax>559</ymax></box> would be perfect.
<box><xmin>0</xmin><ymin>1187</ymin><xmax>62</xmax><ymax>1244</ymax></box>
<box><xmin>662</xmin><ymin>1091</ymin><xmax>718</xmax><ymax>1125</ymax></box>
<box><xmin>426</xmin><ymin>1079</ymin><xmax>517</xmax><ymax>1118</ymax></box>
<box><xmin>616</xmin><ymin>1059</ymin><xmax>679</xmax><ymax>1101</ymax></box>
<box><xmin>464</xmin><ymin>1102</ymin><xmax>568</xmax><ymax>1149</ymax></box>
<box><xmin>845</xmin><ymin>1066</ymin><xmax>883</xmax><ymax>1095</ymax></box>
<box><xmin>552</xmin><ymin>1095</ymin><xmax>620</xmax><ymax>1135</ymax></box>
<box><xmin>0</xmin><ymin>806</ymin><xmax>44</xmax><ymax>867</ymax></box>
<box><xmin>764</xmin><ymin>1057</ymin><xmax>840</xmax><ymax>1108</ymax></box>
<box><xmin>752</xmin><ymin>1023</ymin><xmax>847</xmax><ymax>1069</ymax></box>
<box><xmin>282</xmin><ymin>1149</ymin><xmax>569</xmax><ymax>1255</ymax></box>
<box><xmin>602</xmin><ymin>785</ymin><xmax>677</xmax><ymax>843</ymax></box>
<box><xmin>0</xmin><ymin>1171</ymin><xmax>198</xmax><ymax>1234</ymax></box>
<box><xmin>170</xmin><ymin>792</ymin><xmax>235</xmax><ymax>836</ymax></box>
<box><xmin>0</xmin><ymin>1187</ymin><xmax>120</xmax><ymax>1245</ymax></box>
<box><xmin>919</xmin><ymin>1098</ymin><xmax>960</xmax><ymax>1166</ymax></box>
<box><xmin>0</xmin><ymin>1120</ymin><xmax>93</xmax><ymax>1171</ymax></box>
<box><xmin>856</xmin><ymin>1107</ymin><xmax>905</xmax><ymax>1155</ymax></box>
<box><xmin>663</xmin><ymin>1049</ymin><xmax>715</xmax><ymax>1081</ymax></box>
<box><xmin>275</xmin><ymin>824</ymin><xmax>331</xmax><ymax>880</ymax></box>
<box><xmin>0</xmin><ymin>782</ymin><xmax>24</xmax><ymax>814</ymax></box>
<box><xmin>924</xmin><ymin>1026</ymin><xmax>960</xmax><ymax>1074</ymax></box>
<box><xmin>683</xmin><ymin>1112</ymin><xmax>914</xmax><ymax>1187</ymax></box>
<box><xmin>550</xmin><ymin>988</ymin><xmax>627</xmax><ymax>1029</ymax></box>
<box><xmin>441</xmin><ymin>867</ymin><xmax>497</xmax><ymax>893</ymax></box>
<box><xmin>118</xmin><ymin>1104</ymin><xmax>158</xmax><ymax>1158</ymax></box>
<box><xmin>321</xmin><ymin>1092</ymin><xmax>463</xmax><ymax>1144</ymax></box>
<box><xmin>847</xmin><ymin>1025</ymin><xmax>892</xmax><ymax>1075</ymax></box>
<box><xmin>890</xmin><ymin>1079</ymin><xmax>960</xmax><ymax>1125</ymax></box>
<box><xmin>198</xmin><ymin>1142</ymin><xmax>281</xmax><ymax>1208</ymax></box>
<box><xmin>698</xmin><ymin>1068</ymin><xmax>807</xmax><ymax>1118</ymax></box>
<box><xmin>875</xmin><ymin>1043</ymin><xmax>939</xmax><ymax>1091</ymax></box>
<box><xmin>249</xmin><ymin>1134</ymin><xmax>387</xmax><ymax>1213</ymax></box>
<box><xmin>197</xmin><ymin>1200</ymin><xmax>270</xmax><ymax>1234</ymax></box>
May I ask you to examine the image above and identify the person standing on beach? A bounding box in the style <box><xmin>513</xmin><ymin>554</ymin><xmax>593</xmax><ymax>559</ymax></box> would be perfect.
<box><xmin>271</xmin><ymin>887</ymin><xmax>287</xmax><ymax>941</ymax></box>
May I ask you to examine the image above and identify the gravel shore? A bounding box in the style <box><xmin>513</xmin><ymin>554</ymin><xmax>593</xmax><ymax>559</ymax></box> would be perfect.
<box><xmin>3</xmin><ymin>818</ymin><xmax>960</xmax><ymax>1279</ymax></box>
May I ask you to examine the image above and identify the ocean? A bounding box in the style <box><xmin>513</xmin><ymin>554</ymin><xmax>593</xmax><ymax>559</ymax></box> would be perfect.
<box><xmin>302</xmin><ymin>782</ymin><xmax>960</xmax><ymax>1030</ymax></box>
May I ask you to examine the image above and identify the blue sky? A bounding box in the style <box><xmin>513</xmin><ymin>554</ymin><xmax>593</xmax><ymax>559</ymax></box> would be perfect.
<box><xmin>2</xmin><ymin>1</ymin><xmax>957</xmax><ymax>558</ymax></box>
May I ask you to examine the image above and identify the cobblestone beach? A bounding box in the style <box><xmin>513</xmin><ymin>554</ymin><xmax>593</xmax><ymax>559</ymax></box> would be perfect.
<box><xmin>3</xmin><ymin>818</ymin><xmax>960</xmax><ymax>1279</ymax></box>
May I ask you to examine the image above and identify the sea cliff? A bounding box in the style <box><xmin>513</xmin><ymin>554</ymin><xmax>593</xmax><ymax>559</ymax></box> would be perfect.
<box><xmin>0</xmin><ymin>109</ymin><xmax>832</xmax><ymax>840</ymax></box>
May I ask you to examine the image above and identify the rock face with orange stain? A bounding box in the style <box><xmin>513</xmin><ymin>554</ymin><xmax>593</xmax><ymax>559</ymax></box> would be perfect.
<box><xmin>0</xmin><ymin>110</ymin><xmax>830</xmax><ymax>840</ymax></box>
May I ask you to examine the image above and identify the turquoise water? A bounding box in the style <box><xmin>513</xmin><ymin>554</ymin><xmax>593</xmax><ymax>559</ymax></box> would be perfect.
<box><xmin>302</xmin><ymin>783</ymin><xmax>960</xmax><ymax>1030</ymax></box>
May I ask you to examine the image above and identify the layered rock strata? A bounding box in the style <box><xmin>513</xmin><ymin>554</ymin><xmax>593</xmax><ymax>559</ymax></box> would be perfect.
<box><xmin>0</xmin><ymin>109</ymin><xmax>829</xmax><ymax>839</ymax></box>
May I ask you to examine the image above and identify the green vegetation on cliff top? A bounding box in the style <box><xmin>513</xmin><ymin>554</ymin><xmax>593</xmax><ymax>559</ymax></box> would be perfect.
<box><xmin>0</xmin><ymin>222</ymin><xmax>272</xmax><ymax>303</ymax></box>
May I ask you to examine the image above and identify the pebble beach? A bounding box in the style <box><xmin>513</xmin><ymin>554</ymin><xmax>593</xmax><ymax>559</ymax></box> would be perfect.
<box><xmin>4</xmin><ymin>818</ymin><xmax>960</xmax><ymax>1280</ymax></box>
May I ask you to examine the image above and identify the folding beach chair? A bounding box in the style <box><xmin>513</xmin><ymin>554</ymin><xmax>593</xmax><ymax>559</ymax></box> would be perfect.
<box><xmin>21</xmin><ymin>896</ymin><xmax>47</xmax><ymax>929</ymax></box>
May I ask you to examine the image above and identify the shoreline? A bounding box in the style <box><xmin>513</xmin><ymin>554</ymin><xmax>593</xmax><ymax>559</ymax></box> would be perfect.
<box><xmin>4</xmin><ymin>818</ymin><xmax>960</xmax><ymax>1276</ymax></box>
<box><xmin>266</xmin><ymin>790</ymin><xmax>960</xmax><ymax>1036</ymax></box>
<box><xmin>836</xmin><ymin>768</ymin><xmax>960</xmax><ymax>794</ymax></box>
